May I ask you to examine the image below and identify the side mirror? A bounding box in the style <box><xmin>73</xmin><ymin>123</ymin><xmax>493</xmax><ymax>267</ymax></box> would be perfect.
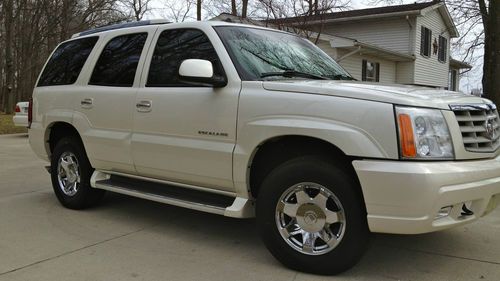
<box><xmin>178</xmin><ymin>59</ymin><xmax>227</xmax><ymax>88</ymax></box>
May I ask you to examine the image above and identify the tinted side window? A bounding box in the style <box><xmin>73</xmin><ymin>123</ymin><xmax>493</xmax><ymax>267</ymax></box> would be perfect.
<box><xmin>147</xmin><ymin>29</ymin><xmax>224</xmax><ymax>87</ymax></box>
<box><xmin>38</xmin><ymin>37</ymin><xmax>98</xmax><ymax>87</ymax></box>
<box><xmin>89</xmin><ymin>33</ymin><xmax>147</xmax><ymax>87</ymax></box>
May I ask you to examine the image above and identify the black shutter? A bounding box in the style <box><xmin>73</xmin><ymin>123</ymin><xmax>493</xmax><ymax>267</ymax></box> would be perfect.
<box><xmin>362</xmin><ymin>59</ymin><xmax>367</xmax><ymax>81</ymax></box>
<box><xmin>420</xmin><ymin>26</ymin><xmax>425</xmax><ymax>56</ymax></box>
<box><xmin>375</xmin><ymin>63</ymin><xmax>380</xmax><ymax>82</ymax></box>
<box><xmin>443</xmin><ymin>37</ymin><xmax>447</xmax><ymax>62</ymax></box>
<box><xmin>428</xmin><ymin>29</ymin><xmax>432</xmax><ymax>56</ymax></box>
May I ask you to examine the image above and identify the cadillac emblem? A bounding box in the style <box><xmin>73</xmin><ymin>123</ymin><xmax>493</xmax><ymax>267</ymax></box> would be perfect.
<box><xmin>486</xmin><ymin>119</ymin><xmax>496</xmax><ymax>140</ymax></box>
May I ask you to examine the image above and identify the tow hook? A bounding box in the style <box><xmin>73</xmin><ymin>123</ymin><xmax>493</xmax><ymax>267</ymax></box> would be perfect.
<box><xmin>461</xmin><ymin>204</ymin><xmax>474</xmax><ymax>216</ymax></box>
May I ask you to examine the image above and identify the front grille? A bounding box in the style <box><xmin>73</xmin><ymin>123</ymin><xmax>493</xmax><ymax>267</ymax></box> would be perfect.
<box><xmin>450</xmin><ymin>104</ymin><xmax>500</xmax><ymax>153</ymax></box>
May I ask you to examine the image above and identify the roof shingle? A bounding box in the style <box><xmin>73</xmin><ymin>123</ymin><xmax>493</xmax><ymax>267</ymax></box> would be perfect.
<box><xmin>266</xmin><ymin>1</ymin><xmax>440</xmax><ymax>24</ymax></box>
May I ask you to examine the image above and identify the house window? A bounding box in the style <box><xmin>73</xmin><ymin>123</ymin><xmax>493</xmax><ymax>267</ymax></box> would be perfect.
<box><xmin>438</xmin><ymin>36</ymin><xmax>447</xmax><ymax>62</ymax></box>
<box><xmin>362</xmin><ymin>60</ymin><xmax>380</xmax><ymax>82</ymax></box>
<box><xmin>420</xmin><ymin>26</ymin><xmax>432</xmax><ymax>57</ymax></box>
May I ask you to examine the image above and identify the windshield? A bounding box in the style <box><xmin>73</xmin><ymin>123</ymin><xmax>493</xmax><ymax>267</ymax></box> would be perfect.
<box><xmin>214</xmin><ymin>26</ymin><xmax>353</xmax><ymax>81</ymax></box>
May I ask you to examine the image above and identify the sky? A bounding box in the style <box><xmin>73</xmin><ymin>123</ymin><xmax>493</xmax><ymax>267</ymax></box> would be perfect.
<box><xmin>144</xmin><ymin>0</ymin><xmax>483</xmax><ymax>92</ymax></box>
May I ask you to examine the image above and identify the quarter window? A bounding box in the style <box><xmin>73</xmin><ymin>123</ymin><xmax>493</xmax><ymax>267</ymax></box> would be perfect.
<box><xmin>38</xmin><ymin>37</ymin><xmax>98</xmax><ymax>87</ymax></box>
<box><xmin>89</xmin><ymin>33</ymin><xmax>147</xmax><ymax>87</ymax></box>
<box><xmin>362</xmin><ymin>60</ymin><xmax>380</xmax><ymax>82</ymax></box>
<box><xmin>147</xmin><ymin>29</ymin><xmax>224</xmax><ymax>87</ymax></box>
<box><xmin>420</xmin><ymin>26</ymin><xmax>432</xmax><ymax>57</ymax></box>
<box><xmin>438</xmin><ymin>36</ymin><xmax>447</xmax><ymax>62</ymax></box>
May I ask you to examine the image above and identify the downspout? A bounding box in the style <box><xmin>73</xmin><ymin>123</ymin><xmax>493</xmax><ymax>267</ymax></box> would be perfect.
<box><xmin>404</xmin><ymin>15</ymin><xmax>415</xmax><ymax>85</ymax></box>
<box><xmin>406</xmin><ymin>15</ymin><xmax>414</xmax><ymax>55</ymax></box>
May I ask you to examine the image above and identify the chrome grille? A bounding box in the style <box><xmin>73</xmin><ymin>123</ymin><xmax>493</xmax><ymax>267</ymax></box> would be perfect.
<box><xmin>450</xmin><ymin>104</ymin><xmax>500</xmax><ymax>153</ymax></box>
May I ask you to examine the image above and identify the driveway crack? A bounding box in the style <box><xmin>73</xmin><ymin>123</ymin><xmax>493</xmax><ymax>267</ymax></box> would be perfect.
<box><xmin>0</xmin><ymin>225</ymin><xmax>151</xmax><ymax>276</ymax></box>
<box><xmin>382</xmin><ymin>244</ymin><xmax>500</xmax><ymax>265</ymax></box>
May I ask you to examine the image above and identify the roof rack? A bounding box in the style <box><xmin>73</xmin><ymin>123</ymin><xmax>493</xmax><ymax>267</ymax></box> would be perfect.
<box><xmin>72</xmin><ymin>19</ymin><xmax>170</xmax><ymax>38</ymax></box>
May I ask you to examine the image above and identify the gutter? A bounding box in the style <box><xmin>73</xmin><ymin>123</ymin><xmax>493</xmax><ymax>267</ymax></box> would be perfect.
<box><xmin>282</xmin><ymin>10</ymin><xmax>422</xmax><ymax>26</ymax></box>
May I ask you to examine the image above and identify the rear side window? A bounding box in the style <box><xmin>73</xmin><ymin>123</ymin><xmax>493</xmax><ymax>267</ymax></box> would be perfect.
<box><xmin>37</xmin><ymin>37</ymin><xmax>98</xmax><ymax>87</ymax></box>
<box><xmin>89</xmin><ymin>33</ymin><xmax>147</xmax><ymax>87</ymax></box>
<box><xmin>147</xmin><ymin>29</ymin><xmax>224</xmax><ymax>87</ymax></box>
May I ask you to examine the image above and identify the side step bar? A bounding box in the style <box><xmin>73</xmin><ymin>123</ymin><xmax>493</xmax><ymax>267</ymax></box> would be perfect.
<box><xmin>91</xmin><ymin>171</ymin><xmax>254</xmax><ymax>218</ymax></box>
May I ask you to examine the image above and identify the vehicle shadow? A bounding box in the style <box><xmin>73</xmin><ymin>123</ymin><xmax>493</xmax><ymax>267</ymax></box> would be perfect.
<box><xmin>88</xmin><ymin>192</ymin><xmax>496</xmax><ymax>280</ymax></box>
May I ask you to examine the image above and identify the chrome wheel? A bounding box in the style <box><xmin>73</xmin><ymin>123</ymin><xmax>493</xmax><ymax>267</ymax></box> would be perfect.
<box><xmin>275</xmin><ymin>182</ymin><xmax>346</xmax><ymax>255</ymax></box>
<box><xmin>57</xmin><ymin>152</ymin><xmax>81</xmax><ymax>196</ymax></box>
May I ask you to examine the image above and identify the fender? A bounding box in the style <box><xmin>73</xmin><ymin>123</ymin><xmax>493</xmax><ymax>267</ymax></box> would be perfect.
<box><xmin>233</xmin><ymin>116</ymin><xmax>398</xmax><ymax>198</ymax></box>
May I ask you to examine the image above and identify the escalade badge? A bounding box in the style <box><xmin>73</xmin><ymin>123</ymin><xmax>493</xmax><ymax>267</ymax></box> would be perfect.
<box><xmin>486</xmin><ymin>119</ymin><xmax>496</xmax><ymax>140</ymax></box>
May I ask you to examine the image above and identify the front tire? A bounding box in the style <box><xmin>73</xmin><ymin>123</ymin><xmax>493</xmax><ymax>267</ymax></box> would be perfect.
<box><xmin>256</xmin><ymin>156</ymin><xmax>369</xmax><ymax>275</ymax></box>
<box><xmin>51</xmin><ymin>137</ymin><xmax>105</xmax><ymax>209</ymax></box>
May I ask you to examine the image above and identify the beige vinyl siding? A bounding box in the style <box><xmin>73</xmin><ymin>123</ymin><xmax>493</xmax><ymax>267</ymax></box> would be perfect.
<box><xmin>396</xmin><ymin>62</ymin><xmax>415</xmax><ymax>84</ymax></box>
<box><xmin>316</xmin><ymin>40</ymin><xmax>339</xmax><ymax>58</ymax></box>
<box><xmin>414</xmin><ymin>9</ymin><xmax>450</xmax><ymax>87</ymax></box>
<box><xmin>335</xmin><ymin>50</ymin><xmax>396</xmax><ymax>83</ymax></box>
<box><xmin>322</xmin><ymin>18</ymin><xmax>413</xmax><ymax>54</ymax></box>
<box><xmin>316</xmin><ymin>41</ymin><xmax>397</xmax><ymax>83</ymax></box>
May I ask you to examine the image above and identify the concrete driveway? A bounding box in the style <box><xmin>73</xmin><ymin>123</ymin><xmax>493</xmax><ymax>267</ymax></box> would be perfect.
<box><xmin>0</xmin><ymin>133</ymin><xmax>499</xmax><ymax>281</ymax></box>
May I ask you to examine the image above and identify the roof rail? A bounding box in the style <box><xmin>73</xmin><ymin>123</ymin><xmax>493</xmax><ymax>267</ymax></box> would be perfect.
<box><xmin>72</xmin><ymin>19</ymin><xmax>170</xmax><ymax>38</ymax></box>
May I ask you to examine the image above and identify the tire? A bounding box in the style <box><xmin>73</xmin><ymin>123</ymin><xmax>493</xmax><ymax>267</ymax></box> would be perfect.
<box><xmin>50</xmin><ymin>137</ymin><xmax>105</xmax><ymax>209</ymax></box>
<box><xmin>256</xmin><ymin>156</ymin><xmax>369</xmax><ymax>275</ymax></box>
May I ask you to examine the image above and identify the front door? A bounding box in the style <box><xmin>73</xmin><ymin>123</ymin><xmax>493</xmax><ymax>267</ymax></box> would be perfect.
<box><xmin>131</xmin><ymin>27</ymin><xmax>240</xmax><ymax>191</ymax></box>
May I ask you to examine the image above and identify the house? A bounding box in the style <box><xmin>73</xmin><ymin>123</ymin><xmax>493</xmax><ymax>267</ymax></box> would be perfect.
<box><xmin>212</xmin><ymin>1</ymin><xmax>472</xmax><ymax>92</ymax></box>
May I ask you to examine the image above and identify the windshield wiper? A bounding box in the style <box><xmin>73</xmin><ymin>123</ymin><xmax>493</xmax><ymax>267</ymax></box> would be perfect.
<box><xmin>333</xmin><ymin>74</ymin><xmax>356</xmax><ymax>81</ymax></box>
<box><xmin>261</xmin><ymin>70</ymin><xmax>328</xmax><ymax>80</ymax></box>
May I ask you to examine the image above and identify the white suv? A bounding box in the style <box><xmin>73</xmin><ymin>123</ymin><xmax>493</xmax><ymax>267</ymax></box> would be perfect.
<box><xmin>29</xmin><ymin>20</ymin><xmax>500</xmax><ymax>275</ymax></box>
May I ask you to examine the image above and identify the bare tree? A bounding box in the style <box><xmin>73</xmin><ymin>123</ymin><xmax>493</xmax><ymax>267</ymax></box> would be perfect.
<box><xmin>231</xmin><ymin>0</ymin><xmax>237</xmax><ymax>15</ymax></box>
<box><xmin>255</xmin><ymin>0</ymin><xmax>350</xmax><ymax>44</ymax></box>
<box><xmin>475</xmin><ymin>0</ymin><xmax>499</xmax><ymax>103</ymax></box>
<box><xmin>197</xmin><ymin>0</ymin><xmax>202</xmax><ymax>20</ymax></box>
<box><xmin>0</xmin><ymin>0</ymin><xmax>127</xmax><ymax>112</ymax></box>
<box><xmin>120</xmin><ymin>0</ymin><xmax>152</xmax><ymax>21</ymax></box>
<box><xmin>242</xmin><ymin>0</ymin><xmax>249</xmax><ymax>17</ymax></box>
<box><xmin>202</xmin><ymin>0</ymin><xmax>255</xmax><ymax>19</ymax></box>
<box><xmin>2</xmin><ymin>0</ymin><xmax>14</xmax><ymax>113</ymax></box>
<box><xmin>163</xmin><ymin>0</ymin><xmax>196</xmax><ymax>22</ymax></box>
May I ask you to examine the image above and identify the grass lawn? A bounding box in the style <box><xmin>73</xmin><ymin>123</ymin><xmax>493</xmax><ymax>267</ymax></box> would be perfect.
<box><xmin>0</xmin><ymin>113</ymin><xmax>28</xmax><ymax>135</ymax></box>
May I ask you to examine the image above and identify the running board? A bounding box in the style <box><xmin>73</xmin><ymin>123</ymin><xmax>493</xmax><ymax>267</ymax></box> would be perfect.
<box><xmin>90</xmin><ymin>171</ymin><xmax>254</xmax><ymax>218</ymax></box>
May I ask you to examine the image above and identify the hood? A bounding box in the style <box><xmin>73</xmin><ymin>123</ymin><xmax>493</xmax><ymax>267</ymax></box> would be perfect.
<box><xmin>262</xmin><ymin>80</ymin><xmax>490</xmax><ymax>110</ymax></box>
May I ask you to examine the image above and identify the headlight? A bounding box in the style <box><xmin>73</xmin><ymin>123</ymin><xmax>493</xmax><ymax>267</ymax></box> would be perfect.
<box><xmin>395</xmin><ymin>106</ymin><xmax>454</xmax><ymax>159</ymax></box>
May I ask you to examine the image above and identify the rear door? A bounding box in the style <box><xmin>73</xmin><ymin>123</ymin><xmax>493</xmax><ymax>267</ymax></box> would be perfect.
<box><xmin>72</xmin><ymin>29</ymin><xmax>154</xmax><ymax>174</ymax></box>
<box><xmin>131</xmin><ymin>25</ymin><xmax>241</xmax><ymax>191</ymax></box>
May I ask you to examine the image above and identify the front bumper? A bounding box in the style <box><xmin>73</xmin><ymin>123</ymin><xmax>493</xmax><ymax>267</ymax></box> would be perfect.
<box><xmin>353</xmin><ymin>156</ymin><xmax>500</xmax><ymax>234</ymax></box>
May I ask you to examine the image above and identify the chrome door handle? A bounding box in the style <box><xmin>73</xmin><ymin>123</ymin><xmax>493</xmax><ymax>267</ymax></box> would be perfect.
<box><xmin>136</xmin><ymin>100</ymin><xmax>152</xmax><ymax>112</ymax></box>
<box><xmin>81</xmin><ymin>98</ymin><xmax>93</xmax><ymax>108</ymax></box>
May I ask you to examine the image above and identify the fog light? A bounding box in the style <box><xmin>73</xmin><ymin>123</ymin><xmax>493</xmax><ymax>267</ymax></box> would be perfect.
<box><xmin>435</xmin><ymin>206</ymin><xmax>453</xmax><ymax>220</ymax></box>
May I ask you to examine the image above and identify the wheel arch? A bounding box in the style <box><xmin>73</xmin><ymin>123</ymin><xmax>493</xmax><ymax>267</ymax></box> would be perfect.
<box><xmin>247</xmin><ymin>135</ymin><xmax>365</xmax><ymax>208</ymax></box>
<box><xmin>45</xmin><ymin>122</ymin><xmax>86</xmax><ymax>159</ymax></box>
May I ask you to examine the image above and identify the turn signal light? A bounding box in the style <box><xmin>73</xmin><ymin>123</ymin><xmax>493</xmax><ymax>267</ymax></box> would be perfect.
<box><xmin>398</xmin><ymin>113</ymin><xmax>417</xmax><ymax>158</ymax></box>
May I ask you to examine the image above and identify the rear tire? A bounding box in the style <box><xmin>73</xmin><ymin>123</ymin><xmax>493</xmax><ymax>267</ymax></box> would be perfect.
<box><xmin>51</xmin><ymin>137</ymin><xmax>105</xmax><ymax>209</ymax></box>
<box><xmin>256</xmin><ymin>156</ymin><xmax>369</xmax><ymax>275</ymax></box>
